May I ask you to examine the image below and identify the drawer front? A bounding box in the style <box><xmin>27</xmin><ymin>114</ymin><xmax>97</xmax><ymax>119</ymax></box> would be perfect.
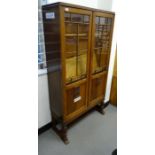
<box><xmin>90</xmin><ymin>73</ymin><xmax>107</xmax><ymax>102</ymax></box>
<box><xmin>66</xmin><ymin>82</ymin><xmax>87</xmax><ymax>115</ymax></box>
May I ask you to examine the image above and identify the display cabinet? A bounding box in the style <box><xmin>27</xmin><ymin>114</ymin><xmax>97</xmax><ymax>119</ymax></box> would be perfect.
<box><xmin>42</xmin><ymin>2</ymin><xmax>114</xmax><ymax>144</ymax></box>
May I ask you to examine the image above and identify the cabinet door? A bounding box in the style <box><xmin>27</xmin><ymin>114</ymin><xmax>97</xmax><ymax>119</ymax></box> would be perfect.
<box><xmin>89</xmin><ymin>12</ymin><xmax>114</xmax><ymax>106</ymax></box>
<box><xmin>61</xmin><ymin>7</ymin><xmax>92</xmax><ymax>85</ymax></box>
<box><xmin>60</xmin><ymin>7</ymin><xmax>92</xmax><ymax>120</ymax></box>
<box><xmin>92</xmin><ymin>13</ymin><xmax>114</xmax><ymax>74</ymax></box>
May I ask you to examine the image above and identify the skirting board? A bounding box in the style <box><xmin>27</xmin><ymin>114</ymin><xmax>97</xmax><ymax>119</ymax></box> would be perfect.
<box><xmin>38</xmin><ymin>122</ymin><xmax>52</xmax><ymax>135</ymax></box>
<box><xmin>38</xmin><ymin>101</ymin><xmax>110</xmax><ymax>135</ymax></box>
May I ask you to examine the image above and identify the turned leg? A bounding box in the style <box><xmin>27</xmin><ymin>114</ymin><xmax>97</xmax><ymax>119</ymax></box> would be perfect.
<box><xmin>96</xmin><ymin>101</ymin><xmax>105</xmax><ymax>115</ymax></box>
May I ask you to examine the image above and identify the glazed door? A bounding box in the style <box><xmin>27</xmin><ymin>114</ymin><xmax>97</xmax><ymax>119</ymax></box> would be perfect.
<box><xmin>89</xmin><ymin>12</ymin><xmax>114</xmax><ymax>107</ymax></box>
<box><xmin>60</xmin><ymin>6</ymin><xmax>92</xmax><ymax>121</ymax></box>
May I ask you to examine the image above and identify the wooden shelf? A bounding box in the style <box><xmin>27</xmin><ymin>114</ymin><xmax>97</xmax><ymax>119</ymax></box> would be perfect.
<box><xmin>92</xmin><ymin>66</ymin><xmax>107</xmax><ymax>75</ymax></box>
<box><xmin>66</xmin><ymin>49</ymin><xmax>87</xmax><ymax>53</ymax></box>
<box><xmin>65</xmin><ymin>33</ymin><xmax>77</xmax><ymax>36</ymax></box>
<box><xmin>78</xmin><ymin>33</ymin><xmax>87</xmax><ymax>37</ymax></box>
<box><xmin>66</xmin><ymin>74</ymin><xmax>87</xmax><ymax>85</ymax></box>
<box><xmin>65</xmin><ymin>33</ymin><xmax>88</xmax><ymax>37</ymax></box>
<box><xmin>79</xmin><ymin>49</ymin><xmax>87</xmax><ymax>52</ymax></box>
<box><xmin>65</xmin><ymin>21</ymin><xmax>89</xmax><ymax>25</ymax></box>
<box><xmin>66</xmin><ymin>50</ymin><xmax>87</xmax><ymax>58</ymax></box>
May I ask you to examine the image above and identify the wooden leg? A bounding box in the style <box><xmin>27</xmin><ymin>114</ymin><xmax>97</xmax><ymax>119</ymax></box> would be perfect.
<box><xmin>96</xmin><ymin>101</ymin><xmax>105</xmax><ymax>115</ymax></box>
<box><xmin>61</xmin><ymin>124</ymin><xmax>69</xmax><ymax>144</ymax></box>
<box><xmin>52</xmin><ymin>119</ymin><xmax>69</xmax><ymax>144</ymax></box>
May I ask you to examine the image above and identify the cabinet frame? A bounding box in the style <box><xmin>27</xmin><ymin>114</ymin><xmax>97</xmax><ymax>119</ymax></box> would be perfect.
<box><xmin>42</xmin><ymin>2</ymin><xmax>115</xmax><ymax>144</ymax></box>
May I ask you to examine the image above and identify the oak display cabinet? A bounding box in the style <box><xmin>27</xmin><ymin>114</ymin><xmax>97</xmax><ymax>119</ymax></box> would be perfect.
<box><xmin>42</xmin><ymin>2</ymin><xmax>114</xmax><ymax>144</ymax></box>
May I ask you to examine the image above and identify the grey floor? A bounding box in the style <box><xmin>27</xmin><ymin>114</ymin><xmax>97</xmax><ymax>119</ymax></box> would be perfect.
<box><xmin>38</xmin><ymin>104</ymin><xmax>117</xmax><ymax>155</ymax></box>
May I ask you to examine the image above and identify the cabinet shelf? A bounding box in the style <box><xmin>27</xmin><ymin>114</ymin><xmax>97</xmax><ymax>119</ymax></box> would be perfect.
<box><xmin>65</xmin><ymin>50</ymin><xmax>87</xmax><ymax>58</ymax></box>
<box><xmin>92</xmin><ymin>66</ymin><xmax>107</xmax><ymax>75</ymax></box>
<box><xmin>65</xmin><ymin>33</ymin><xmax>88</xmax><ymax>37</ymax></box>
<box><xmin>66</xmin><ymin>49</ymin><xmax>87</xmax><ymax>53</ymax></box>
<box><xmin>78</xmin><ymin>33</ymin><xmax>88</xmax><ymax>37</ymax></box>
<box><xmin>66</xmin><ymin>74</ymin><xmax>87</xmax><ymax>84</ymax></box>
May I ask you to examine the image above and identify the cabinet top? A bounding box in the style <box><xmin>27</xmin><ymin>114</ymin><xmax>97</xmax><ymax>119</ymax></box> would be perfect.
<box><xmin>42</xmin><ymin>2</ymin><xmax>115</xmax><ymax>15</ymax></box>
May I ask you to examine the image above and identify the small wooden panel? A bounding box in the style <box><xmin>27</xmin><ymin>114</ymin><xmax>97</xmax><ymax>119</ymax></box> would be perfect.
<box><xmin>66</xmin><ymin>82</ymin><xmax>87</xmax><ymax>115</ymax></box>
<box><xmin>90</xmin><ymin>72</ymin><xmax>107</xmax><ymax>102</ymax></box>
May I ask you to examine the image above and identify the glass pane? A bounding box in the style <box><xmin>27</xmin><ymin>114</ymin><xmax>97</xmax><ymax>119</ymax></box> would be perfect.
<box><xmin>96</xmin><ymin>16</ymin><xmax>100</xmax><ymax>24</ymax></box>
<box><xmin>107</xmin><ymin>25</ymin><xmax>111</xmax><ymax>31</ymax></box>
<box><xmin>79</xmin><ymin>36</ymin><xmax>88</xmax><ymax>51</ymax></box>
<box><xmin>92</xmin><ymin>16</ymin><xmax>113</xmax><ymax>74</ymax></box>
<box><xmin>64</xmin><ymin>13</ymin><xmax>89</xmax><ymax>83</ymax></box>
<box><xmin>65</xmin><ymin>36</ymin><xmax>77</xmax><ymax>53</ymax></box>
<box><xmin>65</xmin><ymin>23</ymin><xmax>77</xmax><ymax>34</ymax></box>
<box><xmin>84</xmin><ymin>15</ymin><xmax>89</xmax><ymax>23</ymax></box>
<box><xmin>65</xmin><ymin>13</ymin><xmax>70</xmax><ymax>21</ymax></box>
<box><xmin>95</xmin><ymin>37</ymin><xmax>102</xmax><ymax>48</ymax></box>
<box><xmin>79</xmin><ymin>24</ymin><xmax>89</xmax><ymax>34</ymax></box>
<box><xmin>92</xmin><ymin>49</ymin><xmax>101</xmax><ymax>73</ymax></box>
<box><xmin>66</xmin><ymin>57</ymin><xmax>76</xmax><ymax>83</ymax></box>
<box><xmin>71</xmin><ymin>14</ymin><xmax>83</xmax><ymax>22</ymax></box>
<box><xmin>77</xmin><ymin>54</ymin><xmax>87</xmax><ymax>77</ymax></box>
<box><xmin>100</xmin><ymin>17</ymin><xmax>106</xmax><ymax>25</ymax></box>
<box><xmin>108</xmin><ymin>18</ymin><xmax>112</xmax><ymax>25</ymax></box>
<box><xmin>100</xmin><ymin>53</ymin><xmax>108</xmax><ymax>68</ymax></box>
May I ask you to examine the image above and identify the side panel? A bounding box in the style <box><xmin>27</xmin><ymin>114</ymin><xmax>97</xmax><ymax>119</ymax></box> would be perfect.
<box><xmin>42</xmin><ymin>5</ymin><xmax>63</xmax><ymax>117</ymax></box>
